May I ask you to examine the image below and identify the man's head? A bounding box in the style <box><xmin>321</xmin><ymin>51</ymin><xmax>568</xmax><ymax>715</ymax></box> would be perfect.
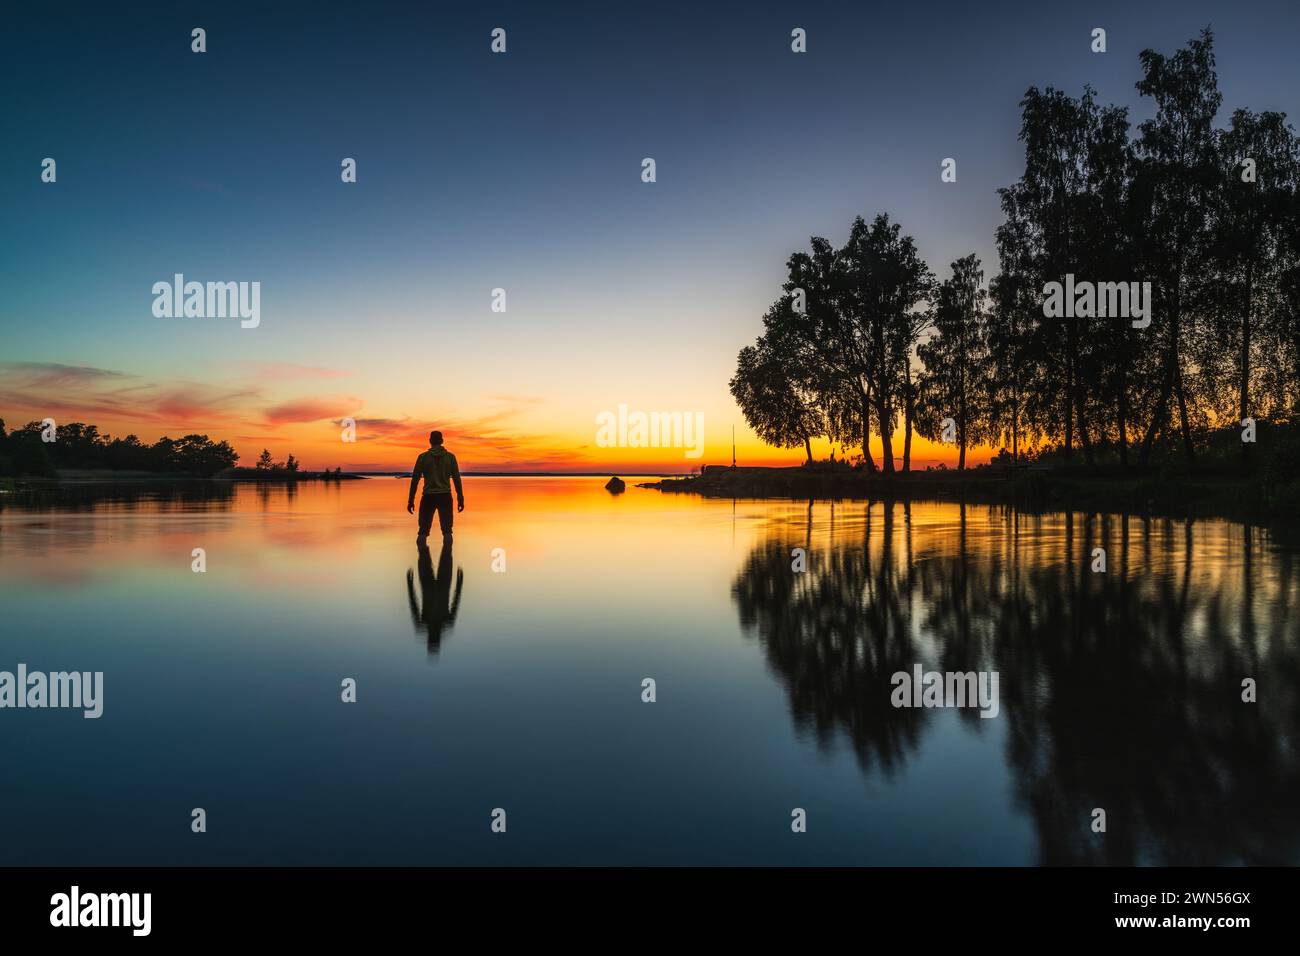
<box><xmin>429</xmin><ymin>430</ymin><xmax>443</xmax><ymax>446</ymax></box>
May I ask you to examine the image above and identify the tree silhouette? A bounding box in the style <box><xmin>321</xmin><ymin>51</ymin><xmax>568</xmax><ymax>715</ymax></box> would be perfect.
<box><xmin>733</xmin><ymin>29</ymin><xmax>1300</xmax><ymax>473</ymax></box>
<box><xmin>1132</xmin><ymin>29</ymin><xmax>1223</xmax><ymax>464</ymax></box>
<box><xmin>731</xmin><ymin>312</ymin><xmax>824</xmax><ymax>462</ymax></box>
<box><xmin>916</xmin><ymin>255</ymin><xmax>989</xmax><ymax>470</ymax></box>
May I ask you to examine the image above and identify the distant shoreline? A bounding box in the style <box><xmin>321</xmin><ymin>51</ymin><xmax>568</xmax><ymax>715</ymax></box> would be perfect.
<box><xmin>640</xmin><ymin>465</ymin><xmax>1300</xmax><ymax>529</ymax></box>
<box><xmin>17</xmin><ymin>470</ymin><xmax>694</xmax><ymax>483</ymax></box>
<box><xmin>409</xmin><ymin>472</ymin><xmax>689</xmax><ymax>478</ymax></box>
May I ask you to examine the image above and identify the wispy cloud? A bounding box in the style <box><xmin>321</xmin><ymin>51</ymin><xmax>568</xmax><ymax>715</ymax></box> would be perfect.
<box><xmin>0</xmin><ymin>362</ymin><xmax>132</xmax><ymax>389</ymax></box>
<box><xmin>233</xmin><ymin>361</ymin><xmax>353</xmax><ymax>381</ymax></box>
<box><xmin>331</xmin><ymin>416</ymin><xmax>413</xmax><ymax>439</ymax></box>
<box><xmin>0</xmin><ymin>363</ymin><xmax>262</xmax><ymax>431</ymax></box>
<box><xmin>265</xmin><ymin>397</ymin><xmax>360</xmax><ymax>425</ymax></box>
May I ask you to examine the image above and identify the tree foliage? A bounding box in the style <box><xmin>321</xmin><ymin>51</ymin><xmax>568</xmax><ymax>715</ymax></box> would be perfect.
<box><xmin>734</xmin><ymin>29</ymin><xmax>1300</xmax><ymax>472</ymax></box>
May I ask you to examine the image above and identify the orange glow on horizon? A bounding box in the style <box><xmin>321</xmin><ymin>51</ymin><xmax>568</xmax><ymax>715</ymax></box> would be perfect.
<box><xmin>0</xmin><ymin>367</ymin><xmax>996</xmax><ymax>474</ymax></box>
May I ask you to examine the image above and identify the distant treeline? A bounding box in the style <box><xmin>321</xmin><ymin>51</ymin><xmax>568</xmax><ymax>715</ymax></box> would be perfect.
<box><xmin>0</xmin><ymin>418</ymin><xmax>354</xmax><ymax>479</ymax></box>
<box><xmin>0</xmin><ymin>418</ymin><xmax>239</xmax><ymax>477</ymax></box>
<box><xmin>732</xmin><ymin>29</ymin><xmax>1300</xmax><ymax>477</ymax></box>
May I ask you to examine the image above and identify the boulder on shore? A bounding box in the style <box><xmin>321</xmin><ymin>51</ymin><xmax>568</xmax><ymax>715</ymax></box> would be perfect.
<box><xmin>604</xmin><ymin>476</ymin><xmax>626</xmax><ymax>493</ymax></box>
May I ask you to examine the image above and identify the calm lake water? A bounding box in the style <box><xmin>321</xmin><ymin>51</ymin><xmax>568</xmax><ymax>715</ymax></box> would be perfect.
<box><xmin>1</xmin><ymin>477</ymin><xmax>1297</xmax><ymax>865</ymax></box>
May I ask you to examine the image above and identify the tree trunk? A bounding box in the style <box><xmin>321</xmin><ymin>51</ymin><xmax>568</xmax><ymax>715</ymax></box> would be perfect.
<box><xmin>1063</xmin><ymin>324</ymin><xmax>1075</xmax><ymax>460</ymax></box>
<box><xmin>1176</xmin><ymin>367</ymin><xmax>1195</xmax><ymax>462</ymax></box>
<box><xmin>1117</xmin><ymin>364</ymin><xmax>1129</xmax><ymax>469</ymax></box>
<box><xmin>1076</xmin><ymin>387</ymin><xmax>1095</xmax><ymax>466</ymax></box>
<box><xmin>860</xmin><ymin>391</ymin><xmax>878</xmax><ymax>472</ymax></box>
<box><xmin>1116</xmin><ymin>330</ymin><xmax>1131</xmax><ymax>469</ymax></box>
<box><xmin>902</xmin><ymin>381</ymin><xmax>914</xmax><ymax>474</ymax></box>
<box><xmin>1140</xmin><ymin>300</ymin><xmax>1180</xmax><ymax>468</ymax></box>
<box><xmin>877</xmin><ymin>397</ymin><xmax>895</xmax><ymax>474</ymax></box>
<box><xmin>1240</xmin><ymin>261</ymin><xmax>1253</xmax><ymax>463</ymax></box>
<box><xmin>957</xmin><ymin>391</ymin><xmax>967</xmax><ymax>472</ymax></box>
<box><xmin>803</xmin><ymin>435</ymin><xmax>812</xmax><ymax>464</ymax></box>
<box><xmin>1069</xmin><ymin>308</ymin><xmax>1094</xmax><ymax>466</ymax></box>
<box><xmin>1063</xmin><ymin>378</ymin><xmax>1074</xmax><ymax>460</ymax></box>
<box><xmin>1139</xmin><ymin>358</ymin><xmax>1173</xmax><ymax>468</ymax></box>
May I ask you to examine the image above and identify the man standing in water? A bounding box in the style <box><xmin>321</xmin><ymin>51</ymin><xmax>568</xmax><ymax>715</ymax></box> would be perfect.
<box><xmin>407</xmin><ymin>430</ymin><xmax>465</xmax><ymax>543</ymax></box>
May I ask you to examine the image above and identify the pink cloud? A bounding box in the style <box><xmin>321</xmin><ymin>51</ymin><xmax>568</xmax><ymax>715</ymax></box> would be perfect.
<box><xmin>265</xmin><ymin>397</ymin><xmax>359</xmax><ymax>425</ymax></box>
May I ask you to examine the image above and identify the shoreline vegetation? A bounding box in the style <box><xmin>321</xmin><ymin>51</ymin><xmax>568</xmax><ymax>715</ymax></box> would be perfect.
<box><xmin>639</xmin><ymin>434</ymin><xmax>1300</xmax><ymax>528</ymax></box>
<box><xmin>719</xmin><ymin>30</ymin><xmax>1300</xmax><ymax>526</ymax></box>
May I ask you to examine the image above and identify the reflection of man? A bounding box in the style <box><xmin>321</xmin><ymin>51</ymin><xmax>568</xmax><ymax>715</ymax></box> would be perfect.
<box><xmin>407</xmin><ymin>539</ymin><xmax>464</xmax><ymax>655</ymax></box>
<box><xmin>406</xmin><ymin>430</ymin><xmax>465</xmax><ymax>544</ymax></box>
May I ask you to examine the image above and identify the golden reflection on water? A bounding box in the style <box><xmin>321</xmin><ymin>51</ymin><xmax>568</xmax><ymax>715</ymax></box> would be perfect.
<box><xmin>2</xmin><ymin>478</ymin><xmax>1297</xmax><ymax>864</ymax></box>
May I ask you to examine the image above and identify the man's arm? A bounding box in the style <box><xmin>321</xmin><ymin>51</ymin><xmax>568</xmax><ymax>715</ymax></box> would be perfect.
<box><xmin>406</xmin><ymin>569</ymin><xmax>422</xmax><ymax>622</ymax></box>
<box><xmin>407</xmin><ymin>457</ymin><xmax>422</xmax><ymax>512</ymax></box>
<box><xmin>449</xmin><ymin>569</ymin><xmax>464</xmax><ymax>620</ymax></box>
<box><xmin>452</xmin><ymin>455</ymin><xmax>465</xmax><ymax>510</ymax></box>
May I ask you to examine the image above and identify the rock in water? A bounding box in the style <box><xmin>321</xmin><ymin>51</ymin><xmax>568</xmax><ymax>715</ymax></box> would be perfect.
<box><xmin>605</xmin><ymin>476</ymin><xmax>626</xmax><ymax>493</ymax></box>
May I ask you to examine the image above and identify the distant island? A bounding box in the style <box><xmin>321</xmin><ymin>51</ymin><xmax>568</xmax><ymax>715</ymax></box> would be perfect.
<box><xmin>0</xmin><ymin>417</ymin><xmax>355</xmax><ymax>482</ymax></box>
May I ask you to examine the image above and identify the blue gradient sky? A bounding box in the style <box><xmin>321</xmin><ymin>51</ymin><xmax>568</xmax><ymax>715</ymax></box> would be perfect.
<box><xmin>2</xmin><ymin>0</ymin><xmax>1297</xmax><ymax>469</ymax></box>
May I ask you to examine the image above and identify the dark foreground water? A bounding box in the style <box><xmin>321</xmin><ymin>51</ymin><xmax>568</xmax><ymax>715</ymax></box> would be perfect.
<box><xmin>1</xmin><ymin>477</ymin><xmax>1296</xmax><ymax>865</ymax></box>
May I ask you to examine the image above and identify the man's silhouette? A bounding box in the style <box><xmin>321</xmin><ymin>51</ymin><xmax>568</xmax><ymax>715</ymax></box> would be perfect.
<box><xmin>407</xmin><ymin>539</ymin><xmax>463</xmax><ymax>655</ymax></box>
<box><xmin>407</xmin><ymin>430</ymin><xmax>464</xmax><ymax>543</ymax></box>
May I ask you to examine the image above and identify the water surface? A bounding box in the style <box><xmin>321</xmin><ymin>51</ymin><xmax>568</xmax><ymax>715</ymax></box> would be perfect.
<box><xmin>1</xmin><ymin>477</ymin><xmax>1296</xmax><ymax>865</ymax></box>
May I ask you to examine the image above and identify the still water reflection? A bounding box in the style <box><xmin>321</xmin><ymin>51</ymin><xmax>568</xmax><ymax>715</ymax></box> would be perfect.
<box><xmin>408</xmin><ymin>540</ymin><xmax>464</xmax><ymax>656</ymax></box>
<box><xmin>734</xmin><ymin>500</ymin><xmax>1300</xmax><ymax>865</ymax></box>
<box><xmin>0</xmin><ymin>479</ymin><xmax>1295</xmax><ymax>864</ymax></box>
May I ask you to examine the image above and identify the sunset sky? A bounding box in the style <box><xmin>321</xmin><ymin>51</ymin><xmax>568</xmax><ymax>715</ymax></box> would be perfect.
<box><xmin>3</xmin><ymin>1</ymin><xmax>1297</xmax><ymax>471</ymax></box>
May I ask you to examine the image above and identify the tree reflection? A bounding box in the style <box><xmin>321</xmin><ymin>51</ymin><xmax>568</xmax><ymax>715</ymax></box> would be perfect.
<box><xmin>733</xmin><ymin>502</ymin><xmax>1300</xmax><ymax>864</ymax></box>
